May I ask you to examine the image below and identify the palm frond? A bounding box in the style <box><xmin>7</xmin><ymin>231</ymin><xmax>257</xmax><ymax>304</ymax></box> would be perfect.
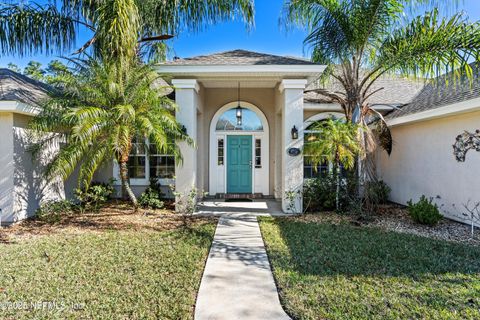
<box><xmin>0</xmin><ymin>3</ymin><xmax>76</xmax><ymax>56</ymax></box>
<box><xmin>374</xmin><ymin>9</ymin><xmax>480</xmax><ymax>80</ymax></box>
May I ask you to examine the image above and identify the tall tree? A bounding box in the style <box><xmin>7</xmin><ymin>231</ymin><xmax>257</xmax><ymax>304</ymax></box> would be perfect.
<box><xmin>30</xmin><ymin>57</ymin><xmax>192</xmax><ymax>207</ymax></box>
<box><xmin>23</xmin><ymin>61</ymin><xmax>45</xmax><ymax>81</ymax></box>
<box><xmin>285</xmin><ymin>0</ymin><xmax>480</xmax><ymax>180</ymax></box>
<box><xmin>45</xmin><ymin>60</ymin><xmax>74</xmax><ymax>87</ymax></box>
<box><xmin>0</xmin><ymin>0</ymin><xmax>255</xmax><ymax>62</ymax></box>
<box><xmin>6</xmin><ymin>62</ymin><xmax>20</xmax><ymax>73</ymax></box>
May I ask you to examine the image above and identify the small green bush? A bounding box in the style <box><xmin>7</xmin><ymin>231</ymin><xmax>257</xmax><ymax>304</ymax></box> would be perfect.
<box><xmin>139</xmin><ymin>190</ymin><xmax>164</xmax><ymax>209</ymax></box>
<box><xmin>303</xmin><ymin>175</ymin><xmax>337</xmax><ymax>211</ymax></box>
<box><xmin>75</xmin><ymin>181</ymin><xmax>114</xmax><ymax>212</ymax></box>
<box><xmin>407</xmin><ymin>196</ymin><xmax>443</xmax><ymax>225</ymax></box>
<box><xmin>36</xmin><ymin>199</ymin><xmax>76</xmax><ymax>223</ymax></box>
<box><xmin>303</xmin><ymin>172</ymin><xmax>358</xmax><ymax>213</ymax></box>
<box><xmin>364</xmin><ymin>180</ymin><xmax>391</xmax><ymax>205</ymax></box>
<box><xmin>139</xmin><ymin>179</ymin><xmax>165</xmax><ymax>209</ymax></box>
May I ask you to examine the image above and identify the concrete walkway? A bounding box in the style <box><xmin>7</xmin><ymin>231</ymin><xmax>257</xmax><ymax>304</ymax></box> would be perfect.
<box><xmin>194</xmin><ymin>201</ymin><xmax>291</xmax><ymax>320</ymax></box>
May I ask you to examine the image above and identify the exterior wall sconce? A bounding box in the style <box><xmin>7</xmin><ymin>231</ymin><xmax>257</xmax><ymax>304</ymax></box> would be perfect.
<box><xmin>291</xmin><ymin>125</ymin><xmax>298</xmax><ymax>140</ymax></box>
<box><xmin>236</xmin><ymin>82</ymin><xmax>242</xmax><ymax>126</ymax></box>
<box><xmin>181</xmin><ymin>125</ymin><xmax>187</xmax><ymax>134</ymax></box>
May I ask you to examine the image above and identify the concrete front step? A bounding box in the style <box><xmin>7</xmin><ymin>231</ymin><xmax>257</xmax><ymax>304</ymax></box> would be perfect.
<box><xmin>206</xmin><ymin>193</ymin><xmax>275</xmax><ymax>200</ymax></box>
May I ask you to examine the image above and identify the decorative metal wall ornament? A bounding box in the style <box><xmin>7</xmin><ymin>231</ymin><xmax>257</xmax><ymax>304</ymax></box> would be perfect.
<box><xmin>452</xmin><ymin>129</ymin><xmax>480</xmax><ymax>162</ymax></box>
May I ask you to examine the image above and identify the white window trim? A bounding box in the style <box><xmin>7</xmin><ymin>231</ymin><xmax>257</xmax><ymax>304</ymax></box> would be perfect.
<box><xmin>112</xmin><ymin>140</ymin><xmax>175</xmax><ymax>186</ymax></box>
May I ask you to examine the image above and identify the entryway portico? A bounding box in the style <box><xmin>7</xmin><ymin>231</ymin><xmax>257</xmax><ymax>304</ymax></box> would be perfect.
<box><xmin>156</xmin><ymin>50</ymin><xmax>325</xmax><ymax>212</ymax></box>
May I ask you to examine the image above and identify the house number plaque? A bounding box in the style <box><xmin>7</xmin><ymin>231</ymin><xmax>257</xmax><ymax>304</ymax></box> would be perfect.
<box><xmin>287</xmin><ymin>147</ymin><xmax>301</xmax><ymax>156</ymax></box>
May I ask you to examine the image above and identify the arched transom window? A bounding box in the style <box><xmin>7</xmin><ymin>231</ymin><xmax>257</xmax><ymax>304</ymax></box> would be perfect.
<box><xmin>215</xmin><ymin>108</ymin><xmax>264</xmax><ymax>131</ymax></box>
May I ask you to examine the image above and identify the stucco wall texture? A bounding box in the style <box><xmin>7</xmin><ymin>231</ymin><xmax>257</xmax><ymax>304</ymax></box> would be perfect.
<box><xmin>378</xmin><ymin>110</ymin><xmax>480</xmax><ymax>224</ymax></box>
<box><xmin>0</xmin><ymin>113</ymin><xmax>76</xmax><ymax>224</ymax></box>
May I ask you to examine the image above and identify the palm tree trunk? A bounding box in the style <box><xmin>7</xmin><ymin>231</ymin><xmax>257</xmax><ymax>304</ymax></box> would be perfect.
<box><xmin>119</xmin><ymin>160</ymin><xmax>138</xmax><ymax>208</ymax></box>
<box><xmin>335</xmin><ymin>153</ymin><xmax>340</xmax><ymax>210</ymax></box>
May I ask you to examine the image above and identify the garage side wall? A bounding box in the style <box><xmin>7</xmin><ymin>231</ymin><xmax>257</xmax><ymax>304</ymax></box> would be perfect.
<box><xmin>377</xmin><ymin>110</ymin><xmax>480</xmax><ymax>224</ymax></box>
<box><xmin>0</xmin><ymin>113</ymin><xmax>14</xmax><ymax>224</ymax></box>
<box><xmin>10</xmin><ymin>114</ymin><xmax>74</xmax><ymax>223</ymax></box>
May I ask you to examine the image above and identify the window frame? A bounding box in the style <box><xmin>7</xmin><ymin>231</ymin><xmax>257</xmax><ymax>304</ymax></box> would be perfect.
<box><xmin>303</xmin><ymin>120</ymin><xmax>335</xmax><ymax>180</ymax></box>
<box><xmin>119</xmin><ymin>139</ymin><xmax>175</xmax><ymax>186</ymax></box>
<box><xmin>255</xmin><ymin>138</ymin><xmax>262</xmax><ymax>168</ymax></box>
<box><xmin>148</xmin><ymin>143</ymin><xmax>175</xmax><ymax>181</ymax></box>
<box><xmin>128</xmin><ymin>139</ymin><xmax>148</xmax><ymax>182</ymax></box>
<box><xmin>217</xmin><ymin>138</ymin><xmax>225</xmax><ymax>165</ymax></box>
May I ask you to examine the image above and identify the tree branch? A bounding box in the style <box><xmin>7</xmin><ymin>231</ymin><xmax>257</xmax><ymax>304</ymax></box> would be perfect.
<box><xmin>72</xmin><ymin>37</ymin><xmax>96</xmax><ymax>55</ymax></box>
<box><xmin>138</xmin><ymin>34</ymin><xmax>174</xmax><ymax>43</ymax></box>
<box><xmin>363</xmin><ymin>87</ymin><xmax>384</xmax><ymax>102</ymax></box>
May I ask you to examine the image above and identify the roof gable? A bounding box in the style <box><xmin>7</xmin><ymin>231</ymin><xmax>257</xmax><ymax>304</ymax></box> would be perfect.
<box><xmin>0</xmin><ymin>68</ymin><xmax>52</xmax><ymax>106</ymax></box>
<box><xmin>161</xmin><ymin>49</ymin><xmax>319</xmax><ymax>66</ymax></box>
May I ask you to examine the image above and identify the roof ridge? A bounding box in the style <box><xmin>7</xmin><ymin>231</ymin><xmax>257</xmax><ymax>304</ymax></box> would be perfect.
<box><xmin>163</xmin><ymin>49</ymin><xmax>318</xmax><ymax>65</ymax></box>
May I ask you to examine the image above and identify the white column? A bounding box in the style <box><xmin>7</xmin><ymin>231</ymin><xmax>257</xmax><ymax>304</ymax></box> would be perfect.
<box><xmin>279</xmin><ymin>79</ymin><xmax>307</xmax><ymax>213</ymax></box>
<box><xmin>172</xmin><ymin>79</ymin><xmax>199</xmax><ymax>209</ymax></box>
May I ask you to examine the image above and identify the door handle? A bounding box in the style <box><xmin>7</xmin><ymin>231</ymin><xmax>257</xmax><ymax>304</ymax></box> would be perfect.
<box><xmin>249</xmin><ymin>160</ymin><xmax>252</xmax><ymax>168</ymax></box>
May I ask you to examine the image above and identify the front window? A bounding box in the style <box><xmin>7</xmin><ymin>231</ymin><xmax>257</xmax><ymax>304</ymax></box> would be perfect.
<box><xmin>128</xmin><ymin>139</ymin><xmax>175</xmax><ymax>180</ymax></box>
<box><xmin>304</xmin><ymin>156</ymin><xmax>329</xmax><ymax>178</ymax></box>
<box><xmin>303</xmin><ymin>118</ymin><xmax>346</xmax><ymax>179</ymax></box>
<box><xmin>149</xmin><ymin>144</ymin><xmax>175</xmax><ymax>179</ymax></box>
<box><xmin>128</xmin><ymin>139</ymin><xmax>147</xmax><ymax>179</ymax></box>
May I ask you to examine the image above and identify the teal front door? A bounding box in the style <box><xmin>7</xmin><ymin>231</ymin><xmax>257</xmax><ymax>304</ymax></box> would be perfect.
<box><xmin>227</xmin><ymin>135</ymin><xmax>252</xmax><ymax>193</ymax></box>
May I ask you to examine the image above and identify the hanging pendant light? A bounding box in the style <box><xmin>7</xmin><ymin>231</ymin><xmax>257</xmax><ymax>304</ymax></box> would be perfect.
<box><xmin>236</xmin><ymin>82</ymin><xmax>242</xmax><ymax>126</ymax></box>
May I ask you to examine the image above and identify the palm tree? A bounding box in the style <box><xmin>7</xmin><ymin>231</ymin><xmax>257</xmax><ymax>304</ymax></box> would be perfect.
<box><xmin>304</xmin><ymin>118</ymin><xmax>362</xmax><ymax>209</ymax></box>
<box><xmin>285</xmin><ymin>0</ymin><xmax>480</xmax><ymax>179</ymax></box>
<box><xmin>30</xmin><ymin>57</ymin><xmax>192</xmax><ymax>207</ymax></box>
<box><xmin>0</xmin><ymin>0</ymin><xmax>254</xmax><ymax>62</ymax></box>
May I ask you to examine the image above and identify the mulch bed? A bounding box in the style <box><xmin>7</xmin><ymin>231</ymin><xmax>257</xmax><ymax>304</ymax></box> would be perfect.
<box><xmin>372</xmin><ymin>204</ymin><xmax>480</xmax><ymax>245</ymax></box>
<box><xmin>298</xmin><ymin>204</ymin><xmax>480</xmax><ymax>246</ymax></box>
<box><xmin>0</xmin><ymin>201</ymin><xmax>216</xmax><ymax>243</ymax></box>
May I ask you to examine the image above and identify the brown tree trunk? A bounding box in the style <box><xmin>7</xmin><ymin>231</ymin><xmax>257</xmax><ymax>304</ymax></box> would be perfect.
<box><xmin>335</xmin><ymin>152</ymin><xmax>340</xmax><ymax>210</ymax></box>
<box><xmin>119</xmin><ymin>160</ymin><xmax>138</xmax><ymax>209</ymax></box>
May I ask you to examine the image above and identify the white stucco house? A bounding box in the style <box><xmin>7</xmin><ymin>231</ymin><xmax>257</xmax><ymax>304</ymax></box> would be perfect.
<box><xmin>1</xmin><ymin>49</ymin><xmax>480</xmax><ymax>225</ymax></box>
<box><xmin>0</xmin><ymin>69</ymin><xmax>76</xmax><ymax>225</ymax></box>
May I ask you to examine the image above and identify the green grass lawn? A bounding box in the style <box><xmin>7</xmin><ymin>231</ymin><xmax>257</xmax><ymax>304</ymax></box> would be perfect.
<box><xmin>259</xmin><ymin>216</ymin><xmax>480</xmax><ymax>320</ymax></box>
<box><xmin>0</xmin><ymin>216</ymin><xmax>216</xmax><ymax>320</ymax></box>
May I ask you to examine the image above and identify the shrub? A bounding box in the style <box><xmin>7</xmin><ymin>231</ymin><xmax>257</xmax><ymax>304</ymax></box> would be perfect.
<box><xmin>407</xmin><ymin>196</ymin><xmax>443</xmax><ymax>225</ymax></box>
<box><xmin>364</xmin><ymin>180</ymin><xmax>391</xmax><ymax>205</ymax></box>
<box><xmin>303</xmin><ymin>172</ymin><xmax>358</xmax><ymax>213</ymax></box>
<box><xmin>303</xmin><ymin>175</ymin><xmax>337</xmax><ymax>212</ymax></box>
<box><xmin>138</xmin><ymin>179</ymin><xmax>165</xmax><ymax>209</ymax></box>
<box><xmin>75</xmin><ymin>181</ymin><xmax>114</xmax><ymax>212</ymax></box>
<box><xmin>173</xmin><ymin>186</ymin><xmax>207</xmax><ymax>215</ymax></box>
<box><xmin>36</xmin><ymin>199</ymin><xmax>76</xmax><ymax>223</ymax></box>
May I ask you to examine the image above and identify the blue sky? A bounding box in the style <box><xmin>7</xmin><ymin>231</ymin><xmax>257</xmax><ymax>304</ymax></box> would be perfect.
<box><xmin>2</xmin><ymin>0</ymin><xmax>480</xmax><ymax>69</ymax></box>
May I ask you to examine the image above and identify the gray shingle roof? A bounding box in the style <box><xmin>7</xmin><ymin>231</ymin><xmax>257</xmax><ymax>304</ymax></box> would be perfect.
<box><xmin>385</xmin><ymin>64</ymin><xmax>480</xmax><ymax>119</ymax></box>
<box><xmin>162</xmin><ymin>49</ymin><xmax>319</xmax><ymax>66</ymax></box>
<box><xmin>304</xmin><ymin>71</ymin><xmax>425</xmax><ymax>106</ymax></box>
<box><xmin>0</xmin><ymin>68</ymin><xmax>51</xmax><ymax>106</ymax></box>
